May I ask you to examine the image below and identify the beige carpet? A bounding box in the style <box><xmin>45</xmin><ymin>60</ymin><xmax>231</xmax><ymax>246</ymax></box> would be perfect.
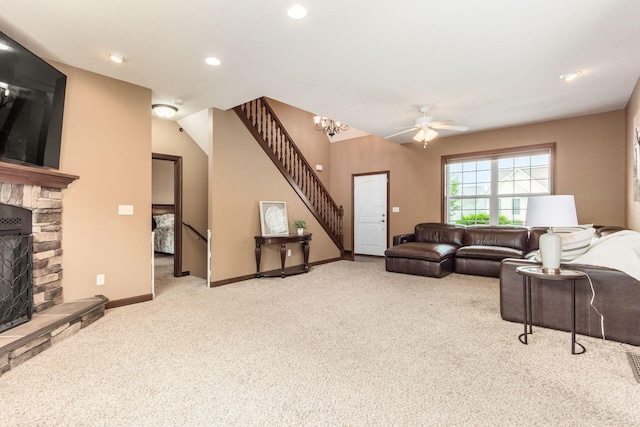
<box><xmin>1</xmin><ymin>260</ymin><xmax>639</xmax><ymax>426</ymax></box>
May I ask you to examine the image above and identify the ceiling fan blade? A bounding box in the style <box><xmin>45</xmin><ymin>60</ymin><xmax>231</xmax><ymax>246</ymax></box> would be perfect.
<box><xmin>384</xmin><ymin>128</ymin><xmax>417</xmax><ymax>139</ymax></box>
<box><xmin>393</xmin><ymin>126</ymin><xmax>417</xmax><ymax>130</ymax></box>
<box><xmin>429</xmin><ymin>123</ymin><xmax>469</xmax><ymax>131</ymax></box>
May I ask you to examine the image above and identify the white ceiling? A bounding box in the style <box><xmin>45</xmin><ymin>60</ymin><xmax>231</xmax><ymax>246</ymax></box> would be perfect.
<box><xmin>2</xmin><ymin>0</ymin><xmax>639</xmax><ymax>144</ymax></box>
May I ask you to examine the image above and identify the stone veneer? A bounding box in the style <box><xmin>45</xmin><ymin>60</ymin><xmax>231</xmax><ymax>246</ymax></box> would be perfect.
<box><xmin>0</xmin><ymin>166</ymin><xmax>109</xmax><ymax>376</ymax></box>
<box><xmin>0</xmin><ymin>182</ymin><xmax>64</xmax><ymax>312</ymax></box>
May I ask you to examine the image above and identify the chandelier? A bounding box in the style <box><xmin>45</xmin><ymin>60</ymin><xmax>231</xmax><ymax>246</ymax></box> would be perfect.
<box><xmin>313</xmin><ymin>116</ymin><xmax>349</xmax><ymax>137</ymax></box>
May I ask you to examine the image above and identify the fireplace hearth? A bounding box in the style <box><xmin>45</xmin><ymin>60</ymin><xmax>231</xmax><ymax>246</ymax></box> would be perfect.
<box><xmin>0</xmin><ymin>163</ymin><xmax>108</xmax><ymax>378</ymax></box>
<box><xmin>0</xmin><ymin>204</ymin><xmax>33</xmax><ymax>333</ymax></box>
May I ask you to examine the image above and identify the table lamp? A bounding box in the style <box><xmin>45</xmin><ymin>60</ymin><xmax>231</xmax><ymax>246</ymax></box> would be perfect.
<box><xmin>525</xmin><ymin>195</ymin><xmax>578</xmax><ymax>274</ymax></box>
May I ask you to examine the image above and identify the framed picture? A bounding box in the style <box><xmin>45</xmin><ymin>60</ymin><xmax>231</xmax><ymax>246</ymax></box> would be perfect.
<box><xmin>259</xmin><ymin>201</ymin><xmax>289</xmax><ymax>236</ymax></box>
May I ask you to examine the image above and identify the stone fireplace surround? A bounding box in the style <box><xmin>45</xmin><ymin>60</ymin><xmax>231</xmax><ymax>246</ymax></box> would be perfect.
<box><xmin>0</xmin><ymin>162</ymin><xmax>107</xmax><ymax>375</ymax></box>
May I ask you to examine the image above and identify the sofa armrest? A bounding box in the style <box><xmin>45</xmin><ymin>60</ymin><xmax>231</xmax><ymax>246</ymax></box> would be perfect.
<box><xmin>392</xmin><ymin>233</ymin><xmax>415</xmax><ymax>246</ymax></box>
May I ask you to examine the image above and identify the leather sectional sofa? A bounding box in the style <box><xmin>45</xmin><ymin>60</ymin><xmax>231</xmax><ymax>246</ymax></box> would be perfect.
<box><xmin>385</xmin><ymin>222</ymin><xmax>543</xmax><ymax>278</ymax></box>
<box><xmin>386</xmin><ymin>222</ymin><xmax>640</xmax><ymax>346</ymax></box>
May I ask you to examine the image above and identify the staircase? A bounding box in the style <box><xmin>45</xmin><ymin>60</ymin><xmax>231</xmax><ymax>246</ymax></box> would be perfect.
<box><xmin>234</xmin><ymin>98</ymin><xmax>344</xmax><ymax>254</ymax></box>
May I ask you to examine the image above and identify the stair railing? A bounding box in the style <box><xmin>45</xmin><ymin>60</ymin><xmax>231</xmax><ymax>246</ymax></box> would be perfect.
<box><xmin>234</xmin><ymin>98</ymin><xmax>344</xmax><ymax>252</ymax></box>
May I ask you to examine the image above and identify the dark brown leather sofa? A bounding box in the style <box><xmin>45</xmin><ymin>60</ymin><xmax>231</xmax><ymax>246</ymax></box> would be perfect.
<box><xmin>385</xmin><ymin>223</ymin><xmax>540</xmax><ymax>278</ymax></box>
<box><xmin>385</xmin><ymin>223</ymin><xmax>465</xmax><ymax>278</ymax></box>
<box><xmin>386</xmin><ymin>223</ymin><xmax>639</xmax><ymax>345</ymax></box>
<box><xmin>500</xmin><ymin>258</ymin><xmax>640</xmax><ymax>346</ymax></box>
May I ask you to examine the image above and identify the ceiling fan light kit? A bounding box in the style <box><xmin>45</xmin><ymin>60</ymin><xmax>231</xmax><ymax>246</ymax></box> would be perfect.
<box><xmin>413</xmin><ymin>128</ymin><xmax>438</xmax><ymax>143</ymax></box>
<box><xmin>384</xmin><ymin>106</ymin><xmax>469</xmax><ymax>144</ymax></box>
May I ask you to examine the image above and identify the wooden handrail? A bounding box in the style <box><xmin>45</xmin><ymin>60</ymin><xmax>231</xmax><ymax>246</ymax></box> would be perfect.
<box><xmin>182</xmin><ymin>221</ymin><xmax>207</xmax><ymax>243</ymax></box>
<box><xmin>234</xmin><ymin>98</ymin><xmax>343</xmax><ymax>253</ymax></box>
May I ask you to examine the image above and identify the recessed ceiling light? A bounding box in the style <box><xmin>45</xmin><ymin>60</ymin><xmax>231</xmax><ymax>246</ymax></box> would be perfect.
<box><xmin>287</xmin><ymin>5</ymin><xmax>308</xmax><ymax>19</ymax></box>
<box><xmin>205</xmin><ymin>57</ymin><xmax>221</xmax><ymax>66</ymax></box>
<box><xmin>108</xmin><ymin>52</ymin><xmax>127</xmax><ymax>64</ymax></box>
<box><xmin>559</xmin><ymin>71</ymin><xmax>582</xmax><ymax>82</ymax></box>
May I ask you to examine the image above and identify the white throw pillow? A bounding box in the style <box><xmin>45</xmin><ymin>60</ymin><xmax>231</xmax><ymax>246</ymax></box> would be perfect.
<box><xmin>534</xmin><ymin>225</ymin><xmax>596</xmax><ymax>262</ymax></box>
<box><xmin>558</xmin><ymin>227</ymin><xmax>596</xmax><ymax>261</ymax></box>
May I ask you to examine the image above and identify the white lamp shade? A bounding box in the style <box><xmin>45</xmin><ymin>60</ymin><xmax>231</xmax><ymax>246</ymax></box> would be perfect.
<box><xmin>525</xmin><ymin>195</ymin><xmax>578</xmax><ymax>228</ymax></box>
<box><xmin>526</xmin><ymin>195</ymin><xmax>578</xmax><ymax>273</ymax></box>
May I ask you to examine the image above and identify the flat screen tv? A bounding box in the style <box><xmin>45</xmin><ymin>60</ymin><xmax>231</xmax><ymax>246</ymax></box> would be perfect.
<box><xmin>0</xmin><ymin>30</ymin><xmax>66</xmax><ymax>169</ymax></box>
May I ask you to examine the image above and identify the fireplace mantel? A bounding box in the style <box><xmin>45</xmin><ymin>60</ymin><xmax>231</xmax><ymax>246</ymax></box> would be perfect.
<box><xmin>0</xmin><ymin>162</ymin><xmax>79</xmax><ymax>189</ymax></box>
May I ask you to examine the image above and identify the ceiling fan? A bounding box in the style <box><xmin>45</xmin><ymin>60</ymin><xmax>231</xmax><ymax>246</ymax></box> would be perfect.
<box><xmin>384</xmin><ymin>107</ymin><xmax>469</xmax><ymax>146</ymax></box>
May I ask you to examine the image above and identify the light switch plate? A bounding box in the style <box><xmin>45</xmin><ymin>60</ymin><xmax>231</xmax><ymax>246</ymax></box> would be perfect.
<box><xmin>392</xmin><ymin>207</ymin><xmax>400</xmax><ymax>213</ymax></box>
<box><xmin>118</xmin><ymin>205</ymin><xmax>134</xmax><ymax>215</ymax></box>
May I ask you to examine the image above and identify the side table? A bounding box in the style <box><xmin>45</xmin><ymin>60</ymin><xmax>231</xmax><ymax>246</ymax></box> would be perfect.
<box><xmin>255</xmin><ymin>233</ymin><xmax>312</xmax><ymax>278</ymax></box>
<box><xmin>515</xmin><ymin>266</ymin><xmax>588</xmax><ymax>355</ymax></box>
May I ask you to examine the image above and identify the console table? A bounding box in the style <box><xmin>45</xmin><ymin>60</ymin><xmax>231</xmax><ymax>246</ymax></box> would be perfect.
<box><xmin>255</xmin><ymin>233</ymin><xmax>312</xmax><ymax>278</ymax></box>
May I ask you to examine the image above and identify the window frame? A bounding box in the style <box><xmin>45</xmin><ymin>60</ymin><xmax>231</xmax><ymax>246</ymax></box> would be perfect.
<box><xmin>440</xmin><ymin>142</ymin><xmax>556</xmax><ymax>224</ymax></box>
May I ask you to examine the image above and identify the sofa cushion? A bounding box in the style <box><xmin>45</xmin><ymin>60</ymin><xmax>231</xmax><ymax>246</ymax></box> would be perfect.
<box><xmin>456</xmin><ymin>245</ymin><xmax>525</xmax><ymax>261</ymax></box>
<box><xmin>463</xmin><ymin>226</ymin><xmax>528</xmax><ymax>251</ymax></box>
<box><xmin>414</xmin><ymin>223</ymin><xmax>465</xmax><ymax>246</ymax></box>
<box><xmin>385</xmin><ymin>242</ymin><xmax>458</xmax><ymax>262</ymax></box>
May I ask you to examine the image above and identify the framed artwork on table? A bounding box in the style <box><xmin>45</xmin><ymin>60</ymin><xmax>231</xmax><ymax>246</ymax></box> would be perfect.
<box><xmin>259</xmin><ymin>201</ymin><xmax>289</xmax><ymax>236</ymax></box>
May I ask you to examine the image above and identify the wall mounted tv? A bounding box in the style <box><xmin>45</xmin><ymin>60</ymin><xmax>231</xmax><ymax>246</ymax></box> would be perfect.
<box><xmin>0</xmin><ymin>30</ymin><xmax>66</xmax><ymax>170</ymax></box>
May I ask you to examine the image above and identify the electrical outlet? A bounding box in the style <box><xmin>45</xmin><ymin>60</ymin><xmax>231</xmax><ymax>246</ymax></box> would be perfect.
<box><xmin>287</xmin><ymin>249</ymin><xmax>292</xmax><ymax>257</ymax></box>
<box><xmin>96</xmin><ymin>274</ymin><xmax>105</xmax><ymax>286</ymax></box>
<box><xmin>392</xmin><ymin>207</ymin><xmax>400</xmax><ymax>213</ymax></box>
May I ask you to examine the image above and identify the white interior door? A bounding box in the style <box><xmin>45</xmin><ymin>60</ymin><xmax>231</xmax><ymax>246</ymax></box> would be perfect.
<box><xmin>354</xmin><ymin>173</ymin><xmax>388</xmax><ymax>256</ymax></box>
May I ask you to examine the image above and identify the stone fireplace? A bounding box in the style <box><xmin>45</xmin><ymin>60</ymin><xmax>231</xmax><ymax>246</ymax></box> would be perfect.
<box><xmin>0</xmin><ymin>203</ymin><xmax>33</xmax><ymax>332</ymax></box>
<box><xmin>0</xmin><ymin>179</ymin><xmax>67</xmax><ymax>318</ymax></box>
<box><xmin>0</xmin><ymin>162</ymin><xmax>108</xmax><ymax>377</ymax></box>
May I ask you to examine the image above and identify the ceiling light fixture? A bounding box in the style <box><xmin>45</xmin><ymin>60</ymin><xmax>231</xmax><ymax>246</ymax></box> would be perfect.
<box><xmin>152</xmin><ymin>104</ymin><xmax>178</xmax><ymax>118</ymax></box>
<box><xmin>313</xmin><ymin>116</ymin><xmax>349</xmax><ymax>137</ymax></box>
<box><xmin>287</xmin><ymin>5</ymin><xmax>308</xmax><ymax>19</ymax></box>
<box><xmin>413</xmin><ymin>128</ymin><xmax>439</xmax><ymax>147</ymax></box>
<box><xmin>559</xmin><ymin>71</ymin><xmax>582</xmax><ymax>82</ymax></box>
<box><xmin>205</xmin><ymin>57</ymin><xmax>221</xmax><ymax>66</ymax></box>
<box><xmin>108</xmin><ymin>52</ymin><xmax>127</xmax><ymax>64</ymax></box>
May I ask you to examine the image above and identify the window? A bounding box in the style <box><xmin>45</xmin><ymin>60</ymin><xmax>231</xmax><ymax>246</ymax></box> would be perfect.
<box><xmin>444</xmin><ymin>144</ymin><xmax>554</xmax><ymax>226</ymax></box>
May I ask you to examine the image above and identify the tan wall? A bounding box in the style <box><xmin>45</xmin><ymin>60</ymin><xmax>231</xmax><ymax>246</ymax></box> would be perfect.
<box><xmin>56</xmin><ymin>62</ymin><xmax>153</xmax><ymax>302</ymax></box>
<box><xmin>210</xmin><ymin>108</ymin><xmax>340</xmax><ymax>282</ymax></box>
<box><xmin>626</xmin><ymin>77</ymin><xmax>640</xmax><ymax>231</ymax></box>
<box><xmin>152</xmin><ymin>159</ymin><xmax>174</xmax><ymax>204</ymax></box>
<box><xmin>266</xmin><ymin>98</ymin><xmax>332</xmax><ymax>190</ymax></box>
<box><xmin>331</xmin><ymin>110</ymin><xmax>626</xmax><ymax>250</ymax></box>
<box><xmin>152</xmin><ymin>117</ymin><xmax>208</xmax><ymax>279</ymax></box>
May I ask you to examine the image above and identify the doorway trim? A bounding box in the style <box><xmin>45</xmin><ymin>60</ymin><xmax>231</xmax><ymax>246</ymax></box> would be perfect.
<box><xmin>351</xmin><ymin>170</ymin><xmax>390</xmax><ymax>258</ymax></box>
<box><xmin>152</xmin><ymin>152</ymin><xmax>185</xmax><ymax>277</ymax></box>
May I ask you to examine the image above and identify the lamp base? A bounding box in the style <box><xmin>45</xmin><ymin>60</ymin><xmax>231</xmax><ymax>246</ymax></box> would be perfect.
<box><xmin>541</xmin><ymin>267</ymin><xmax>561</xmax><ymax>275</ymax></box>
<box><xmin>539</xmin><ymin>228</ymin><xmax>562</xmax><ymax>273</ymax></box>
